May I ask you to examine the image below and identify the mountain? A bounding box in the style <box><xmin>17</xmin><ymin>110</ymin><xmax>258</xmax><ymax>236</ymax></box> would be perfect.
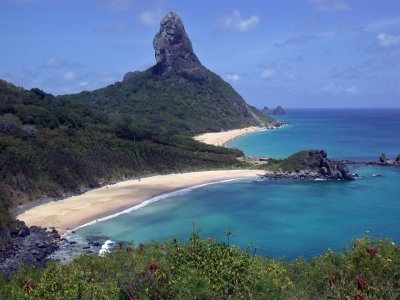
<box><xmin>0</xmin><ymin>12</ymin><xmax>266</xmax><ymax>243</ymax></box>
<box><xmin>61</xmin><ymin>12</ymin><xmax>269</xmax><ymax>134</ymax></box>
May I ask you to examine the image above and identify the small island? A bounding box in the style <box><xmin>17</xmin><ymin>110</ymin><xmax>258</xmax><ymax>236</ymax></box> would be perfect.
<box><xmin>260</xmin><ymin>105</ymin><xmax>286</xmax><ymax>115</ymax></box>
<box><xmin>272</xmin><ymin>105</ymin><xmax>286</xmax><ymax>115</ymax></box>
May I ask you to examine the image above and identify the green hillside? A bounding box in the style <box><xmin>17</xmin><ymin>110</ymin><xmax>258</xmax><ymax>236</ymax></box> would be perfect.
<box><xmin>0</xmin><ymin>78</ymin><xmax>250</xmax><ymax>239</ymax></box>
<box><xmin>61</xmin><ymin>68</ymin><xmax>268</xmax><ymax>135</ymax></box>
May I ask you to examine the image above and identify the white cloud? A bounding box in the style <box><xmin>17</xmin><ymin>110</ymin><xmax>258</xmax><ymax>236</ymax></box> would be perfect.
<box><xmin>323</xmin><ymin>83</ymin><xmax>358</xmax><ymax>94</ymax></box>
<box><xmin>139</xmin><ymin>9</ymin><xmax>164</xmax><ymax>26</ymax></box>
<box><xmin>99</xmin><ymin>70</ymin><xmax>118</xmax><ymax>84</ymax></box>
<box><xmin>101</xmin><ymin>0</ymin><xmax>134</xmax><ymax>11</ymax></box>
<box><xmin>41</xmin><ymin>57</ymin><xmax>81</xmax><ymax>69</ymax></box>
<box><xmin>377</xmin><ymin>32</ymin><xmax>400</xmax><ymax>48</ymax></box>
<box><xmin>8</xmin><ymin>0</ymin><xmax>57</xmax><ymax>3</ymax></box>
<box><xmin>260</xmin><ymin>69</ymin><xmax>276</xmax><ymax>79</ymax></box>
<box><xmin>367</xmin><ymin>17</ymin><xmax>400</xmax><ymax>30</ymax></box>
<box><xmin>5</xmin><ymin>69</ymin><xmax>35</xmax><ymax>81</ymax></box>
<box><xmin>308</xmin><ymin>0</ymin><xmax>350</xmax><ymax>12</ymax></box>
<box><xmin>94</xmin><ymin>22</ymin><xmax>127</xmax><ymax>34</ymax></box>
<box><xmin>223</xmin><ymin>10</ymin><xmax>260</xmax><ymax>32</ymax></box>
<box><xmin>274</xmin><ymin>34</ymin><xmax>321</xmax><ymax>48</ymax></box>
<box><xmin>287</xmin><ymin>74</ymin><xmax>297</xmax><ymax>81</ymax></box>
<box><xmin>345</xmin><ymin>86</ymin><xmax>358</xmax><ymax>94</ymax></box>
<box><xmin>43</xmin><ymin>58</ymin><xmax>61</xmax><ymax>68</ymax></box>
<box><xmin>64</xmin><ymin>71</ymin><xmax>76</xmax><ymax>81</ymax></box>
<box><xmin>226</xmin><ymin>74</ymin><xmax>241</xmax><ymax>81</ymax></box>
<box><xmin>79</xmin><ymin>81</ymin><xmax>89</xmax><ymax>87</ymax></box>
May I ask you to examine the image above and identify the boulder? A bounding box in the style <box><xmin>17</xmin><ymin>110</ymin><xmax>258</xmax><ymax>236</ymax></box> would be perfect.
<box><xmin>379</xmin><ymin>153</ymin><xmax>387</xmax><ymax>163</ymax></box>
<box><xmin>320</xmin><ymin>166</ymin><xmax>328</xmax><ymax>175</ymax></box>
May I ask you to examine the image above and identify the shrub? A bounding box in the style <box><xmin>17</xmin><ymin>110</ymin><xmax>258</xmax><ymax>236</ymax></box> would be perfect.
<box><xmin>0</xmin><ymin>114</ymin><xmax>22</xmax><ymax>134</ymax></box>
<box><xmin>1</xmin><ymin>235</ymin><xmax>398</xmax><ymax>299</ymax></box>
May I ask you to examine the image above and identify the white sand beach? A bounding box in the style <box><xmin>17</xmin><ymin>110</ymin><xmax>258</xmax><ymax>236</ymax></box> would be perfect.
<box><xmin>17</xmin><ymin>170</ymin><xmax>262</xmax><ymax>234</ymax></box>
<box><xmin>193</xmin><ymin>126</ymin><xmax>267</xmax><ymax>147</ymax></box>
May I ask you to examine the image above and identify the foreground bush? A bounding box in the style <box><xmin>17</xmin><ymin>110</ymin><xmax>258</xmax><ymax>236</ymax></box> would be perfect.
<box><xmin>0</xmin><ymin>235</ymin><xmax>399</xmax><ymax>299</ymax></box>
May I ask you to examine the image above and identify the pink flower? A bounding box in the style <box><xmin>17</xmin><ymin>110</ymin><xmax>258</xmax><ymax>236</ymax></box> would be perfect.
<box><xmin>366</xmin><ymin>248</ymin><xmax>378</xmax><ymax>257</ymax></box>
<box><xmin>357</xmin><ymin>277</ymin><xmax>367</xmax><ymax>290</ymax></box>
<box><xmin>149</xmin><ymin>263</ymin><xmax>160</xmax><ymax>272</ymax></box>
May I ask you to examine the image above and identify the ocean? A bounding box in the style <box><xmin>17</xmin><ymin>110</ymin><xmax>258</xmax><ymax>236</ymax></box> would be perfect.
<box><xmin>76</xmin><ymin>109</ymin><xmax>400</xmax><ymax>260</ymax></box>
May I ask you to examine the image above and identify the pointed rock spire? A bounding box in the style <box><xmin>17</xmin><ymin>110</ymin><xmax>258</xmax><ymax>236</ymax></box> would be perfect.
<box><xmin>152</xmin><ymin>12</ymin><xmax>208</xmax><ymax>79</ymax></box>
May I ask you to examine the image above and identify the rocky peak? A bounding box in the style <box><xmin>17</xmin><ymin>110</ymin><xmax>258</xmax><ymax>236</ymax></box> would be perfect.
<box><xmin>152</xmin><ymin>12</ymin><xmax>209</xmax><ymax>79</ymax></box>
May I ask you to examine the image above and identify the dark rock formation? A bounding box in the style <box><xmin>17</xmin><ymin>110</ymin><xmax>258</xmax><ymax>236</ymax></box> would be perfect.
<box><xmin>152</xmin><ymin>12</ymin><xmax>209</xmax><ymax>80</ymax></box>
<box><xmin>0</xmin><ymin>221</ymin><xmax>61</xmax><ymax>280</ymax></box>
<box><xmin>272</xmin><ymin>106</ymin><xmax>285</xmax><ymax>115</ymax></box>
<box><xmin>261</xmin><ymin>106</ymin><xmax>272</xmax><ymax>115</ymax></box>
<box><xmin>376</xmin><ymin>153</ymin><xmax>400</xmax><ymax>167</ymax></box>
<box><xmin>262</xmin><ymin>150</ymin><xmax>357</xmax><ymax>181</ymax></box>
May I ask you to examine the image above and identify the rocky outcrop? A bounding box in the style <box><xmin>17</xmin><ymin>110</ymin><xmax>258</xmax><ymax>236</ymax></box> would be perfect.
<box><xmin>152</xmin><ymin>12</ymin><xmax>209</xmax><ymax>80</ymax></box>
<box><xmin>262</xmin><ymin>150</ymin><xmax>357</xmax><ymax>181</ymax></box>
<box><xmin>343</xmin><ymin>154</ymin><xmax>400</xmax><ymax>168</ymax></box>
<box><xmin>272</xmin><ymin>106</ymin><xmax>285</xmax><ymax>115</ymax></box>
<box><xmin>317</xmin><ymin>151</ymin><xmax>356</xmax><ymax>181</ymax></box>
<box><xmin>261</xmin><ymin>106</ymin><xmax>272</xmax><ymax>115</ymax></box>
<box><xmin>0</xmin><ymin>221</ymin><xmax>61</xmax><ymax>280</ymax></box>
<box><xmin>376</xmin><ymin>153</ymin><xmax>400</xmax><ymax>166</ymax></box>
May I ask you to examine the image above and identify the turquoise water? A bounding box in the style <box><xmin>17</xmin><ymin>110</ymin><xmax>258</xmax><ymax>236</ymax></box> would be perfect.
<box><xmin>229</xmin><ymin>109</ymin><xmax>400</xmax><ymax>160</ymax></box>
<box><xmin>77</xmin><ymin>109</ymin><xmax>400</xmax><ymax>259</ymax></box>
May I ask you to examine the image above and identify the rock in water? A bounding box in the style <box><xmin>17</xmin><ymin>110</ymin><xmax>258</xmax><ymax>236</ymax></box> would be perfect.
<box><xmin>379</xmin><ymin>153</ymin><xmax>387</xmax><ymax>163</ymax></box>
<box><xmin>152</xmin><ymin>12</ymin><xmax>209</xmax><ymax>80</ymax></box>
<box><xmin>272</xmin><ymin>106</ymin><xmax>286</xmax><ymax>115</ymax></box>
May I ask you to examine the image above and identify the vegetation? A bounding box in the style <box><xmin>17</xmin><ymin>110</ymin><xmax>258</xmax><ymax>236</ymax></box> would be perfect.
<box><xmin>0</xmin><ymin>192</ymin><xmax>11</xmax><ymax>243</ymax></box>
<box><xmin>0</xmin><ymin>233</ymin><xmax>398</xmax><ymax>299</ymax></box>
<box><xmin>61</xmin><ymin>68</ymin><xmax>269</xmax><ymax>135</ymax></box>
<box><xmin>263</xmin><ymin>150</ymin><xmax>322</xmax><ymax>171</ymax></box>
<box><xmin>0</xmin><ymin>78</ymin><xmax>250</xmax><ymax>203</ymax></box>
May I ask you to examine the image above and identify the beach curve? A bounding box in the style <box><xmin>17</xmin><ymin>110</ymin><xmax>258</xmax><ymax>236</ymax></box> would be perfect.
<box><xmin>17</xmin><ymin>170</ymin><xmax>262</xmax><ymax>235</ymax></box>
<box><xmin>193</xmin><ymin>126</ymin><xmax>267</xmax><ymax>147</ymax></box>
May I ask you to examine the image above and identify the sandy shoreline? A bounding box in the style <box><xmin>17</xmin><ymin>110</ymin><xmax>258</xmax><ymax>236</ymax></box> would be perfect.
<box><xmin>17</xmin><ymin>170</ymin><xmax>262</xmax><ymax>235</ymax></box>
<box><xmin>193</xmin><ymin>126</ymin><xmax>267</xmax><ymax>147</ymax></box>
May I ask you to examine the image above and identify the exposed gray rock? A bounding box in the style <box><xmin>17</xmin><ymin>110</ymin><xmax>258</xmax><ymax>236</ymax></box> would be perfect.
<box><xmin>152</xmin><ymin>12</ymin><xmax>209</xmax><ymax>80</ymax></box>
<box><xmin>0</xmin><ymin>223</ymin><xmax>61</xmax><ymax>281</ymax></box>
<box><xmin>262</xmin><ymin>150</ymin><xmax>357</xmax><ymax>181</ymax></box>
<box><xmin>272</xmin><ymin>106</ymin><xmax>285</xmax><ymax>115</ymax></box>
<box><xmin>260</xmin><ymin>106</ymin><xmax>272</xmax><ymax>115</ymax></box>
<box><xmin>379</xmin><ymin>153</ymin><xmax>387</xmax><ymax>163</ymax></box>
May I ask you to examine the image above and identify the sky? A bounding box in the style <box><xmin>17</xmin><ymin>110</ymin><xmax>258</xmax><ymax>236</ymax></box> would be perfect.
<box><xmin>1</xmin><ymin>0</ymin><xmax>400</xmax><ymax>108</ymax></box>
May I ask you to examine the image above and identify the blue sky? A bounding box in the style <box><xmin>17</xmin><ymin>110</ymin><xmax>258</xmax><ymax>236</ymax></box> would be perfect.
<box><xmin>1</xmin><ymin>0</ymin><xmax>400</xmax><ymax>108</ymax></box>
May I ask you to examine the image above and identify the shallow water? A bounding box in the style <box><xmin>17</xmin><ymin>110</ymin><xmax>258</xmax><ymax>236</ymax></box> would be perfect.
<box><xmin>76</xmin><ymin>109</ymin><xmax>400</xmax><ymax>259</ymax></box>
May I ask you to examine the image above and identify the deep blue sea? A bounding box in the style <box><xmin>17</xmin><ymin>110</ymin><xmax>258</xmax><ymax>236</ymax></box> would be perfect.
<box><xmin>77</xmin><ymin>109</ymin><xmax>400</xmax><ymax>260</ymax></box>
